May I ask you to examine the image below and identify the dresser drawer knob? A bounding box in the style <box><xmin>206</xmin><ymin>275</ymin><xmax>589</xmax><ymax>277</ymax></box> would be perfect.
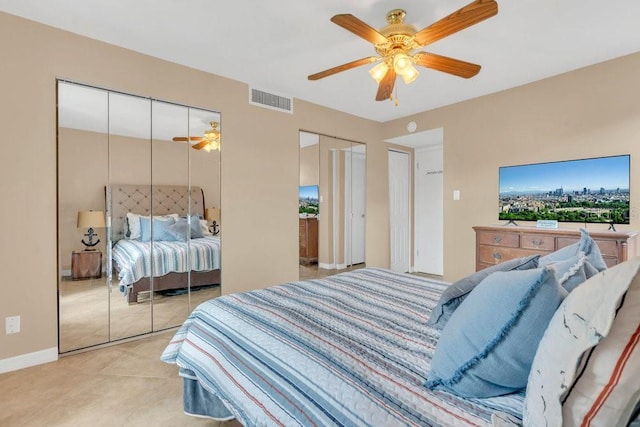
<box><xmin>532</xmin><ymin>238</ymin><xmax>544</xmax><ymax>246</ymax></box>
<box><xmin>493</xmin><ymin>236</ymin><xmax>503</xmax><ymax>243</ymax></box>
<box><xmin>493</xmin><ymin>251</ymin><xmax>503</xmax><ymax>261</ymax></box>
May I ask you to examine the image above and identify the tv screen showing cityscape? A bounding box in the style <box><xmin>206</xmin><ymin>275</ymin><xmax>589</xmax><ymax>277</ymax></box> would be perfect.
<box><xmin>499</xmin><ymin>154</ymin><xmax>630</xmax><ymax>224</ymax></box>
<box><xmin>299</xmin><ymin>185</ymin><xmax>319</xmax><ymax>216</ymax></box>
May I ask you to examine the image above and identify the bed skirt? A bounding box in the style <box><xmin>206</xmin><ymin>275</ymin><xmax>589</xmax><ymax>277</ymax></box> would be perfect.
<box><xmin>180</xmin><ymin>368</ymin><xmax>235</xmax><ymax>421</ymax></box>
<box><xmin>128</xmin><ymin>269</ymin><xmax>221</xmax><ymax>303</ymax></box>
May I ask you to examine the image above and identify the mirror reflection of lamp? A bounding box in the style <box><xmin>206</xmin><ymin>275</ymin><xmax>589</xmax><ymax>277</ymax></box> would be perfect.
<box><xmin>77</xmin><ymin>210</ymin><xmax>106</xmax><ymax>250</ymax></box>
<box><xmin>204</xmin><ymin>207</ymin><xmax>220</xmax><ymax>235</ymax></box>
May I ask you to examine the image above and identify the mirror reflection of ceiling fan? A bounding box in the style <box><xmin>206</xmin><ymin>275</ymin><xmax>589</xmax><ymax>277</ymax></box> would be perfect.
<box><xmin>308</xmin><ymin>0</ymin><xmax>498</xmax><ymax>102</ymax></box>
<box><xmin>172</xmin><ymin>121</ymin><xmax>220</xmax><ymax>152</ymax></box>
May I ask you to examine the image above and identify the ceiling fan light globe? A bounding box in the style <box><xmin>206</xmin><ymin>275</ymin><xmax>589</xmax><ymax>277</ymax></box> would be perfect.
<box><xmin>369</xmin><ymin>62</ymin><xmax>389</xmax><ymax>83</ymax></box>
<box><xmin>393</xmin><ymin>53</ymin><xmax>413</xmax><ymax>74</ymax></box>
<box><xmin>400</xmin><ymin>65</ymin><xmax>419</xmax><ymax>84</ymax></box>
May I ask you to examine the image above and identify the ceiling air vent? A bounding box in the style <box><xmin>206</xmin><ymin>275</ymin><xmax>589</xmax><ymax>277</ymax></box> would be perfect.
<box><xmin>249</xmin><ymin>87</ymin><xmax>293</xmax><ymax>113</ymax></box>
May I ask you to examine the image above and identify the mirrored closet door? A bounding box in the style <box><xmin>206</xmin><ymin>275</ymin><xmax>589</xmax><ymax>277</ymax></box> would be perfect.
<box><xmin>57</xmin><ymin>81</ymin><xmax>221</xmax><ymax>353</ymax></box>
<box><xmin>299</xmin><ymin>131</ymin><xmax>366</xmax><ymax>275</ymax></box>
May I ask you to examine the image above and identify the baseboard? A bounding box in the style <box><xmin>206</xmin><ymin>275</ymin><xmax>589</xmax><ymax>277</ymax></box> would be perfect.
<box><xmin>0</xmin><ymin>347</ymin><xmax>58</xmax><ymax>374</ymax></box>
<box><xmin>318</xmin><ymin>263</ymin><xmax>335</xmax><ymax>270</ymax></box>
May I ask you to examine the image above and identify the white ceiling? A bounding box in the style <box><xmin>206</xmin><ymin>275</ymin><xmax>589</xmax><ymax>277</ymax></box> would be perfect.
<box><xmin>3</xmin><ymin>0</ymin><xmax>640</xmax><ymax>122</ymax></box>
<box><xmin>58</xmin><ymin>81</ymin><xmax>221</xmax><ymax>141</ymax></box>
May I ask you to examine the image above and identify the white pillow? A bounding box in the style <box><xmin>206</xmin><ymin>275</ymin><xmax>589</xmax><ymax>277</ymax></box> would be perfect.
<box><xmin>200</xmin><ymin>219</ymin><xmax>212</xmax><ymax>236</ymax></box>
<box><xmin>524</xmin><ymin>257</ymin><xmax>640</xmax><ymax>427</ymax></box>
<box><xmin>126</xmin><ymin>212</ymin><xmax>179</xmax><ymax>240</ymax></box>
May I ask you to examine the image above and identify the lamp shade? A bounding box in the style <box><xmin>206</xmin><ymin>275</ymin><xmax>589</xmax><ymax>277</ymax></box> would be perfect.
<box><xmin>77</xmin><ymin>211</ymin><xmax>106</xmax><ymax>228</ymax></box>
<box><xmin>204</xmin><ymin>207</ymin><xmax>221</xmax><ymax>223</ymax></box>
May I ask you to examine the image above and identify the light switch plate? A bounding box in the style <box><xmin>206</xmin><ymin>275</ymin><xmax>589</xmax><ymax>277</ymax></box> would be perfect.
<box><xmin>453</xmin><ymin>190</ymin><xmax>460</xmax><ymax>201</ymax></box>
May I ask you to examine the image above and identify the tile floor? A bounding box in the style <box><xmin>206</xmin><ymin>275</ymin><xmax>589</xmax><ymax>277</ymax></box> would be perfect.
<box><xmin>0</xmin><ymin>330</ymin><xmax>241</xmax><ymax>427</ymax></box>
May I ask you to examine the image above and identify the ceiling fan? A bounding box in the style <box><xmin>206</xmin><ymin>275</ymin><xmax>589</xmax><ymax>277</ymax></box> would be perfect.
<box><xmin>308</xmin><ymin>0</ymin><xmax>498</xmax><ymax>101</ymax></box>
<box><xmin>172</xmin><ymin>121</ymin><xmax>220</xmax><ymax>152</ymax></box>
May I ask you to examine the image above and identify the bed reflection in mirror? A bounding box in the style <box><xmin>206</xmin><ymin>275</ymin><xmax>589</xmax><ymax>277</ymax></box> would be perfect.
<box><xmin>299</xmin><ymin>131</ymin><xmax>366</xmax><ymax>280</ymax></box>
<box><xmin>57</xmin><ymin>80</ymin><xmax>221</xmax><ymax>353</ymax></box>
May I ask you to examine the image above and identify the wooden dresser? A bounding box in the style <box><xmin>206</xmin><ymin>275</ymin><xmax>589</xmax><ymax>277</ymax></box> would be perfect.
<box><xmin>473</xmin><ymin>225</ymin><xmax>638</xmax><ymax>271</ymax></box>
<box><xmin>299</xmin><ymin>217</ymin><xmax>318</xmax><ymax>265</ymax></box>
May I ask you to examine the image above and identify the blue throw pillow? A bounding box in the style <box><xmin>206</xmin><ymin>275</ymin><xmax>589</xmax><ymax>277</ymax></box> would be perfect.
<box><xmin>425</xmin><ymin>267</ymin><xmax>567</xmax><ymax>398</ymax></box>
<box><xmin>140</xmin><ymin>216</ymin><xmax>176</xmax><ymax>242</ymax></box>
<box><xmin>427</xmin><ymin>255</ymin><xmax>540</xmax><ymax>331</ymax></box>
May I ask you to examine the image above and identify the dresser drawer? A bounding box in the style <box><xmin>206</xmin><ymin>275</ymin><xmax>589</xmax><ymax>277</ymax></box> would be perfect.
<box><xmin>477</xmin><ymin>245</ymin><xmax>541</xmax><ymax>265</ymax></box>
<box><xmin>592</xmin><ymin>239</ymin><xmax>620</xmax><ymax>258</ymax></box>
<box><xmin>520</xmin><ymin>234</ymin><xmax>555</xmax><ymax>252</ymax></box>
<box><xmin>556</xmin><ymin>237</ymin><xmax>579</xmax><ymax>250</ymax></box>
<box><xmin>476</xmin><ymin>231</ymin><xmax>519</xmax><ymax>248</ymax></box>
<box><xmin>557</xmin><ymin>236</ymin><xmax>620</xmax><ymax>258</ymax></box>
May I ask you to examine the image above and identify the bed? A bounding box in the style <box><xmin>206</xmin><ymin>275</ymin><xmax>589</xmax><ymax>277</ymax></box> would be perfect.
<box><xmin>109</xmin><ymin>184</ymin><xmax>221</xmax><ymax>303</ymax></box>
<box><xmin>162</xmin><ymin>229</ymin><xmax>640</xmax><ymax>427</ymax></box>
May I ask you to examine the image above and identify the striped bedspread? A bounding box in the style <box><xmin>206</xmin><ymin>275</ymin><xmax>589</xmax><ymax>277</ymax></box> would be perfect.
<box><xmin>161</xmin><ymin>268</ymin><xmax>523</xmax><ymax>426</ymax></box>
<box><xmin>113</xmin><ymin>236</ymin><xmax>221</xmax><ymax>294</ymax></box>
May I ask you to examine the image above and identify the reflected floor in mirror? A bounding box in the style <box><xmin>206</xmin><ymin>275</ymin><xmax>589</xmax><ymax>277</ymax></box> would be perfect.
<box><xmin>0</xmin><ymin>330</ymin><xmax>241</xmax><ymax>427</ymax></box>
<box><xmin>59</xmin><ymin>275</ymin><xmax>221</xmax><ymax>353</ymax></box>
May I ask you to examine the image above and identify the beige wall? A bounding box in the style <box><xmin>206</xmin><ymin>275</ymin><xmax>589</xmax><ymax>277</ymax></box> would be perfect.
<box><xmin>3</xmin><ymin>10</ymin><xmax>639</xmax><ymax>365</ymax></box>
<box><xmin>0</xmin><ymin>12</ymin><xmax>384</xmax><ymax>362</ymax></box>
<box><xmin>299</xmin><ymin>144</ymin><xmax>319</xmax><ymax>187</ymax></box>
<box><xmin>383</xmin><ymin>52</ymin><xmax>640</xmax><ymax>282</ymax></box>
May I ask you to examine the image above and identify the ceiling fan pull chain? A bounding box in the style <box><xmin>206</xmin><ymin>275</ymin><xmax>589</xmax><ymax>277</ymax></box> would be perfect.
<box><xmin>393</xmin><ymin>80</ymin><xmax>399</xmax><ymax>107</ymax></box>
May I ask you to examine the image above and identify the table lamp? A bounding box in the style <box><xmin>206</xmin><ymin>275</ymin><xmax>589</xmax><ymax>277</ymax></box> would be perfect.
<box><xmin>204</xmin><ymin>207</ymin><xmax>220</xmax><ymax>235</ymax></box>
<box><xmin>77</xmin><ymin>210</ymin><xmax>106</xmax><ymax>250</ymax></box>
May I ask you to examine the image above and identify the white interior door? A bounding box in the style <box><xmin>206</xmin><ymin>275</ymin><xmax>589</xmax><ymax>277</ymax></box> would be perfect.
<box><xmin>415</xmin><ymin>146</ymin><xmax>444</xmax><ymax>275</ymax></box>
<box><xmin>388</xmin><ymin>150</ymin><xmax>410</xmax><ymax>272</ymax></box>
<box><xmin>345</xmin><ymin>150</ymin><xmax>366</xmax><ymax>266</ymax></box>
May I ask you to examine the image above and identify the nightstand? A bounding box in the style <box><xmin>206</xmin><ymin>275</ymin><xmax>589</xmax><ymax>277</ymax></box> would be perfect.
<box><xmin>71</xmin><ymin>250</ymin><xmax>102</xmax><ymax>280</ymax></box>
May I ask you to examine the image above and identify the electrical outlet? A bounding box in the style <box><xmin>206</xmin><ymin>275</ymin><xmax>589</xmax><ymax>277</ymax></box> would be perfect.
<box><xmin>5</xmin><ymin>316</ymin><xmax>20</xmax><ymax>334</ymax></box>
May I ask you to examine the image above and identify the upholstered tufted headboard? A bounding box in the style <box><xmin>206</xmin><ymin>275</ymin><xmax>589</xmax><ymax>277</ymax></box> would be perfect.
<box><xmin>108</xmin><ymin>184</ymin><xmax>205</xmax><ymax>241</ymax></box>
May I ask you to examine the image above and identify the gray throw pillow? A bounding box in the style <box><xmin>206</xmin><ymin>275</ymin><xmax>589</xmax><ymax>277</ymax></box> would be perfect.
<box><xmin>539</xmin><ymin>228</ymin><xmax>607</xmax><ymax>272</ymax></box>
<box><xmin>165</xmin><ymin>218</ymin><xmax>189</xmax><ymax>242</ymax></box>
<box><xmin>427</xmin><ymin>255</ymin><xmax>540</xmax><ymax>331</ymax></box>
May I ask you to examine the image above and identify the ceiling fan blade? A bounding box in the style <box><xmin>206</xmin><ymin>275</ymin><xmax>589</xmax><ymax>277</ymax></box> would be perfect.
<box><xmin>413</xmin><ymin>0</ymin><xmax>498</xmax><ymax>47</ymax></box>
<box><xmin>330</xmin><ymin>14</ymin><xmax>388</xmax><ymax>45</ymax></box>
<box><xmin>191</xmin><ymin>140</ymin><xmax>208</xmax><ymax>150</ymax></box>
<box><xmin>173</xmin><ymin>136</ymin><xmax>204</xmax><ymax>142</ymax></box>
<box><xmin>414</xmin><ymin>52</ymin><xmax>481</xmax><ymax>78</ymax></box>
<box><xmin>375</xmin><ymin>67</ymin><xmax>396</xmax><ymax>101</ymax></box>
<box><xmin>308</xmin><ymin>57</ymin><xmax>379</xmax><ymax>80</ymax></box>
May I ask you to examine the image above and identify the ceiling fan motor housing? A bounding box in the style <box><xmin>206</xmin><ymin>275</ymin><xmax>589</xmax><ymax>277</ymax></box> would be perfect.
<box><xmin>376</xmin><ymin>10</ymin><xmax>418</xmax><ymax>65</ymax></box>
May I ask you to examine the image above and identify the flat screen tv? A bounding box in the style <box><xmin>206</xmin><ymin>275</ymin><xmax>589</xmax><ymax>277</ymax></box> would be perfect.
<box><xmin>499</xmin><ymin>154</ymin><xmax>630</xmax><ymax>225</ymax></box>
<box><xmin>299</xmin><ymin>185</ymin><xmax>319</xmax><ymax>216</ymax></box>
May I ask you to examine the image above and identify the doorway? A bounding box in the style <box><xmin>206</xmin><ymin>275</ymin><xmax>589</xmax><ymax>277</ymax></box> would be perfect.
<box><xmin>388</xmin><ymin>150</ymin><xmax>411</xmax><ymax>272</ymax></box>
<box><xmin>415</xmin><ymin>145</ymin><xmax>444</xmax><ymax>275</ymax></box>
<box><xmin>386</xmin><ymin>127</ymin><xmax>444</xmax><ymax>275</ymax></box>
<box><xmin>345</xmin><ymin>149</ymin><xmax>366</xmax><ymax>266</ymax></box>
